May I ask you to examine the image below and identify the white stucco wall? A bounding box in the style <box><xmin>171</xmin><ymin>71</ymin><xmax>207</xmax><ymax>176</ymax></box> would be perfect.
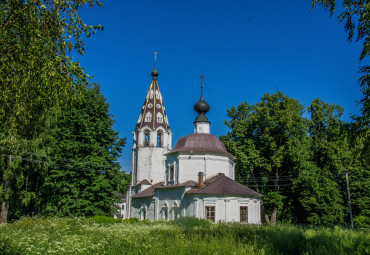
<box><xmin>131</xmin><ymin>197</ymin><xmax>155</xmax><ymax>220</ymax></box>
<box><xmin>114</xmin><ymin>202</ymin><xmax>126</xmax><ymax>219</ymax></box>
<box><xmin>130</xmin><ymin>188</ymin><xmax>261</xmax><ymax>224</ymax></box>
<box><xmin>166</xmin><ymin>153</ymin><xmax>235</xmax><ymax>183</ymax></box>
<box><xmin>185</xmin><ymin>195</ymin><xmax>261</xmax><ymax>224</ymax></box>
<box><xmin>132</xmin><ymin>127</ymin><xmax>172</xmax><ymax>185</ymax></box>
<box><xmin>194</xmin><ymin>122</ymin><xmax>210</xmax><ymax>134</ymax></box>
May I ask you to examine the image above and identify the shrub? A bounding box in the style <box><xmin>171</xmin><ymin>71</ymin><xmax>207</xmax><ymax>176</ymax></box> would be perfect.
<box><xmin>171</xmin><ymin>217</ymin><xmax>212</xmax><ymax>228</ymax></box>
<box><xmin>122</xmin><ymin>217</ymin><xmax>140</xmax><ymax>224</ymax></box>
<box><xmin>354</xmin><ymin>216</ymin><xmax>370</xmax><ymax>228</ymax></box>
<box><xmin>90</xmin><ymin>215</ymin><xmax>123</xmax><ymax>224</ymax></box>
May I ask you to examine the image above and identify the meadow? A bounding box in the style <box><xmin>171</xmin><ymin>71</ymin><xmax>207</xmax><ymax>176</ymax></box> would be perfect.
<box><xmin>0</xmin><ymin>217</ymin><xmax>368</xmax><ymax>255</ymax></box>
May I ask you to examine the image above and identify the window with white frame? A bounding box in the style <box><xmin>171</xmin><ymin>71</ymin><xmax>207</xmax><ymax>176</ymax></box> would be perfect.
<box><xmin>145</xmin><ymin>112</ymin><xmax>152</xmax><ymax>122</ymax></box>
<box><xmin>162</xmin><ymin>204</ymin><xmax>168</xmax><ymax>220</ymax></box>
<box><xmin>157</xmin><ymin>112</ymin><xmax>163</xmax><ymax>123</ymax></box>
<box><xmin>144</xmin><ymin>130</ymin><xmax>150</xmax><ymax>147</ymax></box>
<box><xmin>240</xmin><ymin>206</ymin><xmax>248</xmax><ymax>223</ymax></box>
<box><xmin>173</xmin><ymin>202</ymin><xmax>179</xmax><ymax>220</ymax></box>
<box><xmin>157</xmin><ymin>131</ymin><xmax>162</xmax><ymax>147</ymax></box>
<box><xmin>140</xmin><ymin>206</ymin><xmax>147</xmax><ymax>220</ymax></box>
<box><xmin>168</xmin><ymin>165</ymin><xmax>174</xmax><ymax>181</ymax></box>
<box><xmin>150</xmin><ymin>90</ymin><xmax>154</xmax><ymax>99</ymax></box>
<box><xmin>205</xmin><ymin>206</ymin><xmax>215</xmax><ymax>222</ymax></box>
<box><xmin>156</xmin><ymin>90</ymin><xmax>159</xmax><ymax>99</ymax></box>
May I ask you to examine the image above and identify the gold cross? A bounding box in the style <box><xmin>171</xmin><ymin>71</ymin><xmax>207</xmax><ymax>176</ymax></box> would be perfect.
<box><xmin>154</xmin><ymin>51</ymin><xmax>158</xmax><ymax>64</ymax></box>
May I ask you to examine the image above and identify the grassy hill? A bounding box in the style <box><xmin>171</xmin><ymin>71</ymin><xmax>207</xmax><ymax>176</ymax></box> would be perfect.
<box><xmin>0</xmin><ymin>217</ymin><xmax>368</xmax><ymax>254</ymax></box>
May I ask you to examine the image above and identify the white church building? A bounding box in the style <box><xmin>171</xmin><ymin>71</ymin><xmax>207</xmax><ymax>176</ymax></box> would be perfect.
<box><xmin>123</xmin><ymin>63</ymin><xmax>262</xmax><ymax>223</ymax></box>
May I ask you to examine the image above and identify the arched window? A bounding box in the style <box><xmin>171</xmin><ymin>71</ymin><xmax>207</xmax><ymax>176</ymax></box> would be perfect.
<box><xmin>157</xmin><ymin>112</ymin><xmax>163</xmax><ymax>123</ymax></box>
<box><xmin>169</xmin><ymin>165</ymin><xmax>174</xmax><ymax>181</ymax></box>
<box><xmin>162</xmin><ymin>203</ymin><xmax>168</xmax><ymax>220</ymax></box>
<box><xmin>144</xmin><ymin>130</ymin><xmax>150</xmax><ymax>147</ymax></box>
<box><xmin>173</xmin><ymin>202</ymin><xmax>179</xmax><ymax>220</ymax></box>
<box><xmin>145</xmin><ymin>112</ymin><xmax>152</xmax><ymax>122</ymax></box>
<box><xmin>140</xmin><ymin>205</ymin><xmax>147</xmax><ymax>220</ymax></box>
<box><xmin>157</xmin><ymin>131</ymin><xmax>162</xmax><ymax>147</ymax></box>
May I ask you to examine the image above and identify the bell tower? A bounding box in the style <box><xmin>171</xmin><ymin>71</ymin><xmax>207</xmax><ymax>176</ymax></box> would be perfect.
<box><xmin>131</xmin><ymin>56</ymin><xmax>172</xmax><ymax>185</ymax></box>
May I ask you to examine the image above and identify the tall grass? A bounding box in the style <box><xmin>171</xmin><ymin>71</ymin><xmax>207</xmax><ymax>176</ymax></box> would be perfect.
<box><xmin>0</xmin><ymin>217</ymin><xmax>368</xmax><ymax>254</ymax></box>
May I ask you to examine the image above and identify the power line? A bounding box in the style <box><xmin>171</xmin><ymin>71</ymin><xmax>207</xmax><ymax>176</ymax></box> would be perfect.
<box><xmin>0</xmin><ymin>154</ymin><xmax>116</xmax><ymax>175</ymax></box>
<box><xmin>0</xmin><ymin>145</ymin><xmax>119</xmax><ymax>170</ymax></box>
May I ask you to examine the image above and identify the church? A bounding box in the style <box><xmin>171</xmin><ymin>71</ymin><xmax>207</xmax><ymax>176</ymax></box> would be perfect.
<box><xmin>123</xmin><ymin>62</ymin><xmax>262</xmax><ymax>223</ymax></box>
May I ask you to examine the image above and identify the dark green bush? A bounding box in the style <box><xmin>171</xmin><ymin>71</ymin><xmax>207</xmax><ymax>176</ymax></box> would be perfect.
<box><xmin>172</xmin><ymin>217</ymin><xmax>212</xmax><ymax>228</ymax></box>
<box><xmin>354</xmin><ymin>216</ymin><xmax>370</xmax><ymax>228</ymax></box>
<box><xmin>122</xmin><ymin>217</ymin><xmax>140</xmax><ymax>224</ymax></box>
<box><xmin>90</xmin><ymin>215</ymin><xmax>123</xmax><ymax>224</ymax></box>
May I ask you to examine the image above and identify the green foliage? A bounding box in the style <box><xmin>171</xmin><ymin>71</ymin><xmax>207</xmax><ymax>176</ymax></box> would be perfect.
<box><xmin>354</xmin><ymin>215</ymin><xmax>370</xmax><ymax>227</ymax></box>
<box><xmin>90</xmin><ymin>215</ymin><xmax>123</xmax><ymax>224</ymax></box>
<box><xmin>171</xmin><ymin>216</ymin><xmax>212</xmax><ymax>228</ymax></box>
<box><xmin>310</xmin><ymin>4</ymin><xmax>370</xmax><ymax>215</ymax></box>
<box><xmin>222</xmin><ymin>93</ymin><xmax>368</xmax><ymax>226</ymax></box>
<box><xmin>115</xmin><ymin>170</ymin><xmax>131</xmax><ymax>195</ymax></box>
<box><xmin>311</xmin><ymin>0</ymin><xmax>369</xmax><ymax>61</ymax></box>
<box><xmin>0</xmin><ymin>0</ymin><xmax>103</xmax><ymax>140</ymax></box>
<box><xmin>221</xmin><ymin>91</ymin><xmax>308</xmax><ymax>224</ymax></box>
<box><xmin>41</xmin><ymin>84</ymin><xmax>126</xmax><ymax>217</ymax></box>
<box><xmin>122</xmin><ymin>217</ymin><xmax>140</xmax><ymax>224</ymax></box>
<box><xmin>0</xmin><ymin>0</ymin><xmax>103</xmax><ymax>223</ymax></box>
<box><xmin>0</xmin><ymin>217</ymin><xmax>368</xmax><ymax>254</ymax></box>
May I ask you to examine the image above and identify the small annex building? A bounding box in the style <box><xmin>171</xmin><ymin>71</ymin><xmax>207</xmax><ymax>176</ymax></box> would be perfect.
<box><xmin>124</xmin><ymin>63</ymin><xmax>262</xmax><ymax>223</ymax></box>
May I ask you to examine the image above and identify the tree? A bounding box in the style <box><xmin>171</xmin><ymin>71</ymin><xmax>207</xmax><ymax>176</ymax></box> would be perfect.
<box><xmin>0</xmin><ymin>0</ymin><xmax>103</xmax><ymax>223</ymax></box>
<box><xmin>311</xmin><ymin>0</ymin><xmax>370</xmax><ymax>125</ymax></box>
<box><xmin>311</xmin><ymin>0</ymin><xmax>370</xmax><ymax>226</ymax></box>
<box><xmin>41</xmin><ymin>84</ymin><xmax>126</xmax><ymax>217</ymax></box>
<box><xmin>221</xmin><ymin>92</ymin><xmax>308</xmax><ymax>225</ymax></box>
<box><xmin>292</xmin><ymin>99</ymin><xmax>349</xmax><ymax>225</ymax></box>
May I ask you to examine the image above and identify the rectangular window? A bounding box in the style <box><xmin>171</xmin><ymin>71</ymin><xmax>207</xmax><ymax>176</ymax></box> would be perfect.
<box><xmin>240</xmin><ymin>206</ymin><xmax>248</xmax><ymax>223</ymax></box>
<box><xmin>205</xmin><ymin>206</ymin><xmax>215</xmax><ymax>222</ymax></box>
<box><xmin>169</xmin><ymin>165</ymin><xmax>174</xmax><ymax>181</ymax></box>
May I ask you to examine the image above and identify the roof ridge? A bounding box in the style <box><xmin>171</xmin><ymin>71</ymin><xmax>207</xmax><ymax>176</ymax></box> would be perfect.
<box><xmin>204</xmin><ymin>173</ymin><xmax>225</xmax><ymax>185</ymax></box>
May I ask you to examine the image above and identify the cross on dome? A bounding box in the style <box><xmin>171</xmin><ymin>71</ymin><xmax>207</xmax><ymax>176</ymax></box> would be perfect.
<box><xmin>151</xmin><ymin>51</ymin><xmax>159</xmax><ymax>78</ymax></box>
<box><xmin>194</xmin><ymin>75</ymin><xmax>210</xmax><ymax>123</ymax></box>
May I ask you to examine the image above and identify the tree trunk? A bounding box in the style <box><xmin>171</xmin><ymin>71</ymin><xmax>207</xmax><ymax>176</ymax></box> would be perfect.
<box><xmin>0</xmin><ymin>200</ymin><xmax>8</xmax><ymax>224</ymax></box>
<box><xmin>260</xmin><ymin>200</ymin><xmax>270</xmax><ymax>224</ymax></box>
<box><xmin>271</xmin><ymin>206</ymin><xmax>278</xmax><ymax>226</ymax></box>
<box><xmin>271</xmin><ymin>168</ymin><xmax>280</xmax><ymax>225</ymax></box>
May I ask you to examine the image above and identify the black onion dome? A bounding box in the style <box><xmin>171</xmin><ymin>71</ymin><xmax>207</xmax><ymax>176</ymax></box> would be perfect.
<box><xmin>151</xmin><ymin>66</ymin><xmax>159</xmax><ymax>77</ymax></box>
<box><xmin>194</xmin><ymin>96</ymin><xmax>210</xmax><ymax>115</ymax></box>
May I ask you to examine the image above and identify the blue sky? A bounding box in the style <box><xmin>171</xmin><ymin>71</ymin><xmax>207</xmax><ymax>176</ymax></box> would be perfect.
<box><xmin>75</xmin><ymin>0</ymin><xmax>365</xmax><ymax>172</ymax></box>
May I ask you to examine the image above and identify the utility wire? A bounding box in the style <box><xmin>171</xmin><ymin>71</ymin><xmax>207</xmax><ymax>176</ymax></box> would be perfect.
<box><xmin>0</xmin><ymin>154</ymin><xmax>116</xmax><ymax>175</ymax></box>
<box><xmin>0</xmin><ymin>145</ymin><xmax>119</xmax><ymax>170</ymax></box>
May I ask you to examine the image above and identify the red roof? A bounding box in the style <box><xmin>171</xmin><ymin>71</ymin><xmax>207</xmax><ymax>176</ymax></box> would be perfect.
<box><xmin>169</xmin><ymin>133</ymin><xmax>232</xmax><ymax>156</ymax></box>
<box><xmin>138</xmin><ymin>179</ymin><xmax>151</xmax><ymax>185</ymax></box>
<box><xmin>187</xmin><ymin>173</ymin><xmax>263</xmax><ymax>197</ymax></box>
<box><xmin>132</xmin><ymin>181</ymin><xmax>197</xmax><ymax>198</ymax></box>
<box><xmin>131</xmin><ymin>182</ymin><xmax>164</xmax><ymax>198</ymax></box>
